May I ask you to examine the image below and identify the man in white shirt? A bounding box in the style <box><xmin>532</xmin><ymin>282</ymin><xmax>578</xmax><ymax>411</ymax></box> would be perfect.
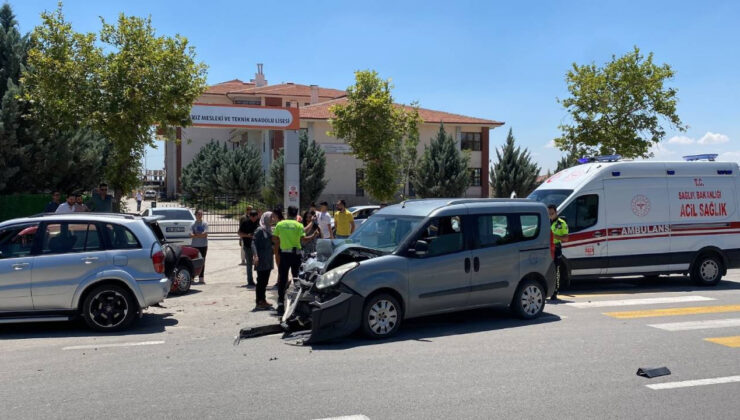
<box><xmin>317</xmin><ymin>201</ymin><xmax>334</xmax><ymax>239</ymax></box>
<box><xmin>55</xmin><ymin>193</ymin><xmax>77</xmax><ymax>214</ymax></box>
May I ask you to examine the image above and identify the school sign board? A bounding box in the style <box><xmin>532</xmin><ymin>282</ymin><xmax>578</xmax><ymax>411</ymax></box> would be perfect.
<box><xmin>190</xmin><ymin>103</ymin><xmax>300</xmax><ymax>130</ymax></box>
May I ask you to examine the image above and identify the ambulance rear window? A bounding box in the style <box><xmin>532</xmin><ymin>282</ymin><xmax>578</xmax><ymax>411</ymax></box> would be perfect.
<box><xmin>527</xmin><ymin>189</ymin><xmax>573</xmax><ymax>207</ymax></box>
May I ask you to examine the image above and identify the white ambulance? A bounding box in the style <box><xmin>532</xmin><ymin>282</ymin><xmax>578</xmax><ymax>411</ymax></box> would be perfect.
<box><xmin>528</xmin><ymin>155</ymin><xmax>740</xmax><ymax>286</ymax></box>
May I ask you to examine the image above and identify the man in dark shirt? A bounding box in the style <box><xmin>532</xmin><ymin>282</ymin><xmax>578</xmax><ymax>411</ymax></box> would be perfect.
<box><xmin>238</xmin><ymin>209</ymin><xmax>260</xmax><ymax>288</ymax></box>
<box><xmin>44</xmin><ymin>191</ymin><xmax>61</xmax><ymax>213</ymax></box>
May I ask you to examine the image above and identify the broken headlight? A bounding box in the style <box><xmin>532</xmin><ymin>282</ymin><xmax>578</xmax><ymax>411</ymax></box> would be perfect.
<box><xmin>315</xmin><ymin>262</ymin><xmax>358</xmax><ymax>290</ymax></box>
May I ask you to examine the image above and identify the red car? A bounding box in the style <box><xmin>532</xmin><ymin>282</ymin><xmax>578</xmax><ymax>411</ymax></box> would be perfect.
<box><xmin>169</xmin><ymin>245</ymin><xmax>203</xmax><ymax>295</ymax></box>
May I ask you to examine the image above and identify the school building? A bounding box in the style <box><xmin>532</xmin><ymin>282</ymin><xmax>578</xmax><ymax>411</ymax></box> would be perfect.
<box><xmin>164</xmin><ymin>64</ymin><xmax>504</xmax><ymax>204</ymax></box>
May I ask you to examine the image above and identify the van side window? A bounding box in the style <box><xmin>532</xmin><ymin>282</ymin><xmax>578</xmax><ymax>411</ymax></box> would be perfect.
<box><xmin>104</xmin><ymin>224</ymin><xmax>141</xmax><ymax>249</ymax></box>
<box><xmin>519</xmin><ymin>214</ymin><xmax>540</xmax><ymax>239</ymax></box>
<box><xmin>476</xmin><ymin>215</ymin><xmax>513</xmax><ymax>247</ymax></box>
<box><xmin>561</xmin><ymin>194</ymin><xmax>599</xmax><ymax>233</ymax></box>
<box><xmin>417</xmin><ymin>216</ymin><xmax>464</xmax><ymax>257</ymax></box>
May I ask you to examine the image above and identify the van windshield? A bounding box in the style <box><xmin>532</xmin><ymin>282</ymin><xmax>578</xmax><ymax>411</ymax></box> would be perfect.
<box><xmin>345</xmin><ymin>215</ymin><xmax>423</xmax><ymax>253</ymax></box>
<box><xmin>527</xmin><ymin>189</ymin><xmax>573</xmax><ymax>207</ymax></box>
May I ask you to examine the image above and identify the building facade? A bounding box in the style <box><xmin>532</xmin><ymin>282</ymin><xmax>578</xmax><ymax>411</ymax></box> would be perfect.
<box><xmin>165</xmin><ymin>65</ymin><xmax>503</xmax><ymax>204</ymax></box>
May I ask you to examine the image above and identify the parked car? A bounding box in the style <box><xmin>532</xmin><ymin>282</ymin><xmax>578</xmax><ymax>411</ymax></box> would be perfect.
<box><xmin>144</xmin><ymin>190</ymin><xmax>157</xmax><ymax>199</ymax></box>
<box><xmin>349</xmin><ymin>205</ymin><xmax>380</xmax><ymax>228</ymax></box>
<box><xmin>0</xmin><ymin>213</ymin><xmax>171</xmax><ymax>331</ymax></box>
<box><xmin>141</xmin><ymin>207</ymin><xmax>195</xmax><ymax>244</ymax></box>
<box><xmin>141</xmin><ymin>216</ymin><xmax>202</xmax><ymax>295</ymax></box>
<box><xmin>281</xmin><ymin>198</ymin><xmax>555</xmax><ymax>343</ymax></box>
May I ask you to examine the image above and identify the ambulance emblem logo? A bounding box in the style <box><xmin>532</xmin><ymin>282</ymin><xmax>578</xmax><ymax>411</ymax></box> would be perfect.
<box><xmin>631</xmin><ymin>194</ymin><xmax>651</xmax><ymax>217</ymax></box>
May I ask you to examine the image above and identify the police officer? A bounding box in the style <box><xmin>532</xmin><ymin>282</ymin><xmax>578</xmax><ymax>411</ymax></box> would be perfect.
<box><xmin>548</xmin><ymin>204</ymin><xmax>569</xmax><ymax>300</ymax></box>
<box><xmin>272</xmin><ymin>206</ymin><xmax>319</xmax><ymax>315</ymax></box>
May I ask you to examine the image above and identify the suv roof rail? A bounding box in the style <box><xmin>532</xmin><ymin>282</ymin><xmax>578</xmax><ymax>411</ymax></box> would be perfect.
<box><xmin>28</xmin><ymin>212</ymin><xmax>136</xmax><ymax>219</ymax></box>
<box><xmin>446</xmin><ymin>198</ymin><xmax>530</xmax><ymax>205</ymax></box>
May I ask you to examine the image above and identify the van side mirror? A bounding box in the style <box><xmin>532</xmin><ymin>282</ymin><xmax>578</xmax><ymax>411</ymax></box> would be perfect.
<box><xmin>412</xmin><ymin>240</ymin><xmax>429</xmax><ymax>257</ymax></box>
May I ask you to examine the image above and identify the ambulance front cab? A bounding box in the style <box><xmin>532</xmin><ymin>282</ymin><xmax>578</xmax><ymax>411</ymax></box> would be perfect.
<box><xmin>529</xmin><ymin>155</ymin><xmax>740</xmax><ymax>286</ymax></box>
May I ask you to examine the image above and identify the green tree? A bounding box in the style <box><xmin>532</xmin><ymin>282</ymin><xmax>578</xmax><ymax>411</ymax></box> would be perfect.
<box><xmin>490</xmin><ymin>128</ymin><xmax>540</xmax><ymax>198</ymax></box>
<box><xmin>411</xmin><ymin>124</ymin><xmax>470</xmax><ymax>198</ymax></box>
<box><xmin>24</xmin><ymin>4</ymin><xmax>207</xmax><ymax>210</ymax></box>
<box><xmin>0</xmin><ymin>3</ymin><xmax>105</xmax><ymax>194</ymax></box>
<box><xmin>180</xmin><ymin>140</ymin><xmax>227</xmax><ymax>198</ymax></box>
<box><xmin>265</xmin><ymin>132</ymin><xmax>329</xmax><ymax>209</ymax></box>
<box><xmin>216</xmin><ymin>144</ymin><xmax>264</xmax><ymax>199</ymax></box>
<box><xmin>555</xmin><ymin>152</ymin><xmax>579</xmax><ymax>173</ymax></box>
<box><xmin>554</xmin><ymin>47</ymin><xmax>685</xmax><ymax>158</ymax></box>
<box><xmin>329</xmin><ymin>70</ymin><xmax>420</xmax><ymax>202</ymax></box>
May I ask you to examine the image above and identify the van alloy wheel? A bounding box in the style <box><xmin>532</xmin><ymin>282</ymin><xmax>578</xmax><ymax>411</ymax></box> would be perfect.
<box><xmin>88</xmin><ymin>290</ymin><xmax>129</xmax><ymax>328</ymax></box>
<box><xmin>699</xmin><ymin>259</ymin><xmax>719</xmax><ymax>282</ymax></box>
<box><xmin>520</xmin><ymin>285</ymin><xmax>543</xmax><ymax>316</ymax></box>
<box><xmin>691</xmin><ymin>254</ymin><xmax>722</xmax><ymax>286</ymax></box>
<box><xmin>368</xmin><ymin>299</ymin><xmax>398</xmax><ymax>335</ymax></box>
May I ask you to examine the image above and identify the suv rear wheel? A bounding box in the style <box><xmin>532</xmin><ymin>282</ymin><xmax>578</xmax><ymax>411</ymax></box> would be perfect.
<box><xmin>82</xmin><ymin>284</ymin><xmax>137</xmax><ymax>331</ymax></box>
<box><xmin>512</xmin><ymin>279</ymin><xmax>545</xmax><ymax>320</ymax></box>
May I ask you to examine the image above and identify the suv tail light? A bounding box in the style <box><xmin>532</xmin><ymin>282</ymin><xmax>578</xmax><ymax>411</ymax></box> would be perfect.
<box><xmin>152</xmin><ymin>250</ymin><xmax>165</xmax><ymax>274</ymax></box>
<box><xmin>550</xmin><ymin>230</ymin><xmax>555</xmax><ymax>260</ymax></box>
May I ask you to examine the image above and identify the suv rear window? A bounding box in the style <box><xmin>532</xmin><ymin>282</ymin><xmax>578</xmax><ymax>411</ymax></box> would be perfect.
<box><xmin>154</xmin><ymin>210</ymin><xmax>194</xmax><ymax>221</ymax></box>
<box><xmin>42</xmin><ymin>223</ymin><xmax>102</xmax><ymax>254</ymax></box>
<box><xmin>0</xmin><ymin>223</ymin><xmax>38</xmax><ymax>259</ymax></box>
<box><xmin>104</xmin><ymin>223</ymin><xmax>141</xmax><ymax>249</ymax></box>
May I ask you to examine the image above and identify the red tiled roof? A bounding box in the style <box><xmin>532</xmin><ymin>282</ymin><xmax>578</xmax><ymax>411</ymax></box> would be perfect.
<box><xmin>300</xmin><ymin>97</ymin><xmax>504</xmax><ymax>126</ymax></box>
<box><xmin>204</xmin><ymin>79</ymin><xmax>256</xmax><ymax>95</ymax></box>
<box><xmin>228</xmin><ymin>83</ymin><xmax>346</xmax><ymax>99</ymax></box>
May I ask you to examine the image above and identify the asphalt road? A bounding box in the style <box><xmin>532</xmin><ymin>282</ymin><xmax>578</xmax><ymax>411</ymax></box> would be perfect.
<box><xmin>2</xmin><ymin>239</ymin><xmax>740</xmax><ymax>419</ymax></box>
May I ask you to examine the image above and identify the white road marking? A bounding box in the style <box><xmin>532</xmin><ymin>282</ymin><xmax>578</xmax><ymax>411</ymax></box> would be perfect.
<box><xmin>565</xmin><ymin>296</ymin><xmax>714</xmax><ymax>308</ymax></box>
<box><xmin>646</xmin><ymin>375</ymin><xmax>740</xmax><ymax>390</ymax></box>
<box><xmin>62</xmin><ymin>340</ymin><xmax>165</xmax><ymax>351</ymax></box>
<box><xmin>313</xmin><ymin>416</ymin><xmax>370</xmax><ymax>420</ymax></box>
<box><xmin>648</xmin><ymin>318</ymin><xmax>740</xmax><ymax>331</ymax></box>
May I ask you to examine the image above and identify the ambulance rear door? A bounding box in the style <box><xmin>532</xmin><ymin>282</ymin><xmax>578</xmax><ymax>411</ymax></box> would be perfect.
<box><xmin>604</xmin><ymin>170</ymin><xmax>670</xmax><ymax>275</ymax></box>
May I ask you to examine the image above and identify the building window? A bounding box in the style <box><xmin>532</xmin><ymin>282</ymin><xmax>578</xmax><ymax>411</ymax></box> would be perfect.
<box><xmin>304</xmin><ymin>103</ymin><xmax>310</xmax><ymax>106</ymax></box>
<box><xmin>461</xmin><ymin>132</ymin><xmax>481</xmax><ymax>151</ymax></box>
<box><xmin>470</xmin><ymin>168</ymin><xmax>481</xmax><ymax>186</ymax></box>
<box><xmin>285</xmin><ymin>101</ymin><xmax>291</xmax><ymax>107</ymax></box>
<box><xmin>356</xmin><ymin>168</ymin><xmax>365</xmax><ymax>197</ymax></box>
<box><xmin>234</xmin><ymin>99</ymin><xmax>261</xmax><ymax>105</ymax></box>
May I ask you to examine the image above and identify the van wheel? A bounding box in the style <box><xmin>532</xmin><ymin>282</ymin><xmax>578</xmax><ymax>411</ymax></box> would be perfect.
<box><xmin>691</xmin><ymin>254</ymin><xmax>723</xmax><ymax>286</ymax></box>
<box><xmin>82</xmin><ymin>284</ymin><xmax>137</xmax><ymax>331</ymax></box>
<box><xmin>361</xmin><ymin>293</ymin><xmax>402</xmax><ymax>339</ymax></box>
<box><xmin>512</xmin><ymin>279</ymin><xmax>545</xmax><ymax>320</ymax></box>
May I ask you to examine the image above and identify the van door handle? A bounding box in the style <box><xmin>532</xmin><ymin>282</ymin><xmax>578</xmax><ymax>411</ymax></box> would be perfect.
<box><xmin>81</xmin><ymin>256</ymin><xmax>99</xmax><ymax>264</ymax></box>
<box><xmin>12</xmin><ymin>263</ymin><xmax>29</xmax><ymax>270</ymax></box>
<box><xmin>593</xmin><ymin>231</ymin><xmax>602</xmax><ymax>238</ymax></box>
<box><xmin>473</xmin><ymin>257</ymin><xmax>480</xmax><ymax>272</ymax></box>
<box><xmin>464</xmin><ymin>258</ymin><xmax>471</xmax><ymax>273</ymax></box>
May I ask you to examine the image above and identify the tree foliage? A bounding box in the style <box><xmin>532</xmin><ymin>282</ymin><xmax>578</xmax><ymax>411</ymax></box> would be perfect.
<box><xmin>180</xmin><ymin>141</ymin><xmax>227</xmax><ymax>198</ymax></box>
<box><xmin>411</xmin><ymin>124</ymin><xmax>470</xmax><ymax>198</ymax></box>
<box><xmin>329</xmin><ymin>70</ymin><xmax>420</xmax><ymax>202</ymax></box>
<box><xmin>554</xmin><ymin>47</ymin><xmax>685</xmax><ymax>158</ymax></box>
<box><xmin>555</xmin><ymin>152</ymin><xmax>579</xmax><ymax>173</ymax></box>
<box><xmin>23</xmin><ymin>4</ymin><xmax>207</xmax><ymax>208</ymax></box>
<box><xmin>265</xmin><ymin>131</ymin><xmax>329</xmax><ymax>209</ymax></box>
<box><xmin>216</xmin><ymin>144</ymin><xmax>264</xmax><ymax>198</ymax></box>
<box><xmin>490</xmin><ymin>128</ymin><xmax>540</xmax><ymax>198</ymax></box>
<box><xmin>0</xmin><ymin>3</ymin><xmax>105</xmax><ymax>194</ymax></box>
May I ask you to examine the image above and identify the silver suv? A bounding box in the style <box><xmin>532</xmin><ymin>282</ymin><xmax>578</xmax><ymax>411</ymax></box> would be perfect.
<box><xmin>293</xmin><ymin>199</ymin><xmax>556</xmax><ymax>342</ymax></box>
<box><xmin>0</xmin><ymin>213</ymin><xmax>171</xmax><ymax>331</ymax></box>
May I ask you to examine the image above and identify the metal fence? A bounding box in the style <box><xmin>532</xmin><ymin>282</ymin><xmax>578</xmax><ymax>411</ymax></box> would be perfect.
<box><xmin>168</xmin><ymin>196</ymin><xmax>265</xmax><ymax>234</ymax></box>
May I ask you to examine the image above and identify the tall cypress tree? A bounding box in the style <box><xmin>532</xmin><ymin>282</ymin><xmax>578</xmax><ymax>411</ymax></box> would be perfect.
<box><xmin>216</xmin><ymin>143</ymin><xmax>264</xmax><ymax>198</ymax></box>
<box><xmin>265</xmin><ymin>131</ymin><xmax>328</xmax><ymax>209</ymax></box>
<box><xmin>411</xmin><ymin>124</ymin><xmax>470</xmax><ymax>198</ymax></box>
<box><xmin>490</xmin><ymin>128</ymin><xmax>540</xmax><ymax>198</ymax></box>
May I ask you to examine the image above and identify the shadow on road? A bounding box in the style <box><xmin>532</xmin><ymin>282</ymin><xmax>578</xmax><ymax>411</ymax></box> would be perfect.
<box><xmin>0</xmin><ymin>312</ymin><xmax>178</xmax><ymax>340</ymax></box>
<box><xmin>562</xmin><ymin>275</ymin><xmax>740</xmax><ymax>296</ymax></box>
<box><xmin>306</xmin><ymin>308</ymin><xmax>562</xmax><ymax>350</ymax></box>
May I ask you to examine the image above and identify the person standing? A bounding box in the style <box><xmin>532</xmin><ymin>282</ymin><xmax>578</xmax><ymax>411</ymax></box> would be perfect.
<box><xmin>190</xmin><ymin>209</ymin><xmax>209</xmax><ymax>284</ymax></box>
<box><xmin>238</xmin><ymin>209</ymin><xmax>260</xmax><ymax>288</ymax></box>
<box><xmin>136</xmin><ymin>191</ymin><xmax>143</xmax><ymax>212</ymax></box>
<box><xmin>334</xmin><ymin>199</ymin><xmax>355</xmax><ymax>239</ymax></box>
<box><xmin>272</xmin><ymin>206</ymin><xmax>318</xmax><ymax>315</ymax></box>
<box><xmin>74</xmin><ymin>193</ymin><xmax>89</xmax><ymax>212</ymax></box>
<box><xmin>251</xmin><ymin>211</ymin><xmax>275</xmax><ymax>310</ymax></box>
<box><xmin>44</xmin><ymin>191</ymin><xmax>61</xmax><ymax>213</ymax></box>
<box><xmin>55</xmin><ymin>193</ymin><xmax>77</xmax><ymax>213</ymax></box>
<box><xmin>316</xmin><ymin>201</ymin><xmax>334</xmax><ymax>239</ymax></box>
<box><xmin>89</xmin><ymin>183</ymin><xmax>113</xmax><ymax>212</ymax></box>
<box><xmin>548</xmin><ymin>204</ymin><xmax>569</xmax><ymax>300</ymax></box>
<box><xmin>238</xmin><ymin>206</ymin><xmax>253</xmax><ymax>265</ymax></box>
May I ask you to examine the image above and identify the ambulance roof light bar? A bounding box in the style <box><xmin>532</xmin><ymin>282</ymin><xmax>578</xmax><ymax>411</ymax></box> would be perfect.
<box><xmin>682</xmin><ymin>154</ymin><xmax>718</xmax><ymax>162</ymax></box>
<box><xmin>577</xmin><ymin>154</ymin><xmax>622</xmax><ymax>164</ymax></box>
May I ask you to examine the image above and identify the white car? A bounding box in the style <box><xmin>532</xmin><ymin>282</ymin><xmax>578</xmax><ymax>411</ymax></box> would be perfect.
<box><xmin>141</xmin><ymin>207</ymin><xmax>195</xmax><ymax>243</ymax></box>
<box><xmin>144</xmin><ymin>190</ymin><xmax>157</xmax><ymax>199</ymax></box>
<box><xmin>349</xmin><ymin>205</ymin><xmax>381</xmax><ymax>227</ymax></box>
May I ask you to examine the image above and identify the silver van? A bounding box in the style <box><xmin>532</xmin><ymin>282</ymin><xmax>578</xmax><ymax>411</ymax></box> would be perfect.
<box><xmin>290</xmin><ymin>199</ymin><xmax>555</xmax><ymax>342</ymax></box>
<box><xmin>0</xmin><ymin>213</ymin><xmax>171</xmax><ymax>331</ymax></box>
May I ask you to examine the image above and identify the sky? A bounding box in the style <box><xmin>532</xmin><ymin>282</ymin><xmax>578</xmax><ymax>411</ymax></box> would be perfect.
<box><xmin>12</xmin><ymin>0</ymin><xmax>740</xmax><ymax>172</ymax></box>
